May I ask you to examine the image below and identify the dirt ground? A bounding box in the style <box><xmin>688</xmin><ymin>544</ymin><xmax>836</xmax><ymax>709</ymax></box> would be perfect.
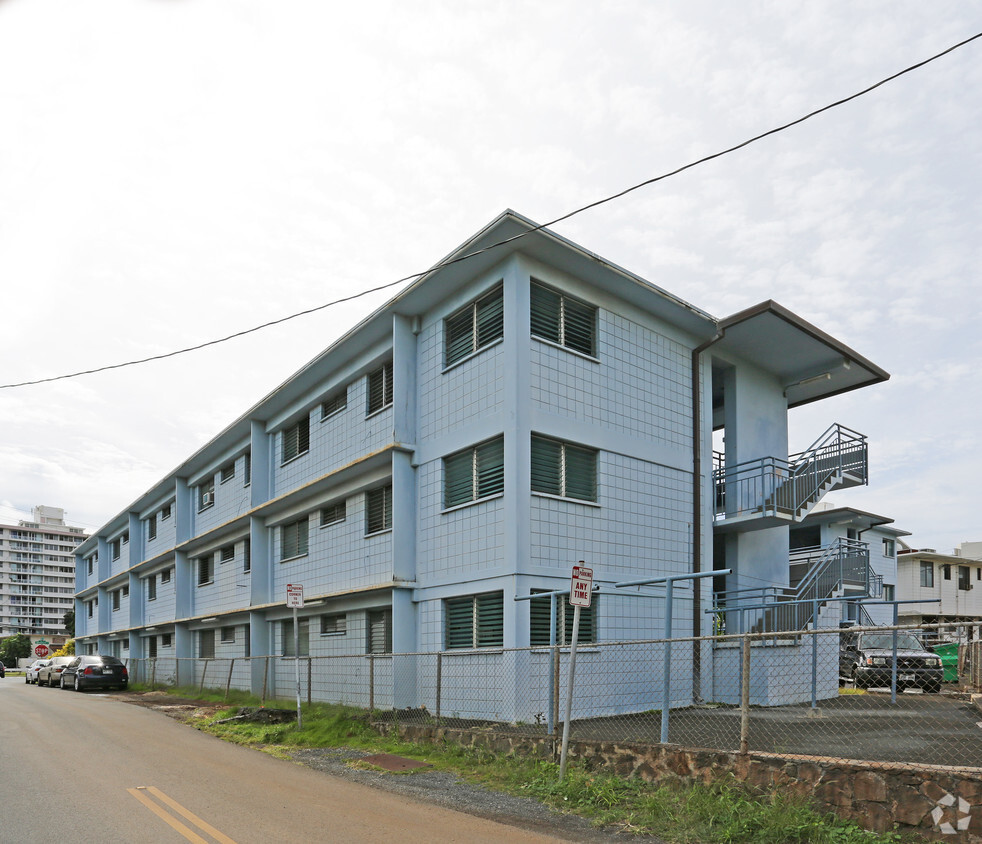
<box><xmin>113</xmin><ymin>690</ymin><xmax>661</xmax><ymax>843</ymax></box>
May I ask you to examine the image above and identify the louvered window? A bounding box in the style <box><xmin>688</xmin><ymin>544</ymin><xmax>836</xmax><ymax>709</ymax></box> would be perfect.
<box><xmin>321</xmin><ymin>387</ymin><xmax>348</xmax><ymax>420</ymax></box>
<box><xmin>198</xmin><ymin>554</ymin><xmax>213</xmax><ymax>586</ymax></box>
<box><xmin>220</xmin><ymin>544</ymin><xmax>235</xmax><ymax>563</ymax></box>
<box><xmin>112</xmin><ymin>590</ymin><xmax>121</xmax><ymax>611</ymax></box>
<box><xmin>282</xmin><ymin>417</ymin><xmax>310</xmax><ymax>464</ymax></box>
<box><xmin>220</xmin><ymin>462</ymin><xmax>235</xmax><ymax>483</ymax></box>
<box><xmin>148</xmin><ymin>636</ymin><xmax>158</xmax><ymax>659</ymax></box>
<box><xmin>147</xmin><ymin>514</ymin><xmax>157</xmax><ymax>541</ymax></box>
<box><xmin>444</xmin><ymin>285</ymin><xmax>504</xmax><ymax>367</ymax></box>
<box><xmin>367</xmin><ymin>609</ymin><xmax>392</xmax><ymax>653</ymax></box>
<box><xmin>280</xmin><ymin>518</ymin><xmax>308</xmax><ymax>560</ymax></box>
<box><xmin>320</xmin><ymin>501</ymin><xmax>346</xmax><ymax>526</ymax></box>
<box><xmin>530</xmin><ymin>435</ymin><xmax>597</xmax><ymax>502</ymax></box>
<box><xmin>243</xmin><ymin>540</ymin><xmax>251</xmax><ymax>573</ymax></box>
<box><xmin>282</xmin><ymin>619</ymin><xmax>309</xmax><ymax>656</ymax></box>
<box><xmin>244</xmin><ymin>452</ymin><xmax>251</xmax><ymax>486</ymax></box>
<box><xmin>443</xmin><ymin>436</ymin><xmax>504</xmax><ymax>508</ymax></box>
<box><xmin>221</xmin><ymin>626</ymin><xmax>235</xmax><ymax>643</ymax></box>
<box><xmin>367</xmin><ymin>360</ymin><xmax>393</xmax><ymax>415</ymax></box>
<box><xmin>199</xmin><ymin>629</ymin><xmax>215</xmax><ymax>659</ymax></box>
<box><xmin>530</xmin><ymin>281</ymin><xmax>596</xmax><ymax>356</ymax></box>
<box><xmin>529</xmin><ymin>591</ymin><xmax>597</xmax><ymax>646</ymax></box>
<box><xmin>445</xmin><ymin>592</ymin><xmax>504</xmax><ymax>649</ymax></box>
<box><xmin>321</xmin><ymin>613</ymin><xmax>346</xmax><ymax>635</ymax></box>
<box><xmin>365</xmin><ymin>485</ymin><xmax>392</xmax><ymax>535</ymax></box>
<box><xmin>110</xmin><ymin>539</ymin><xmax>120</xmax><ymax>560</ymax></box>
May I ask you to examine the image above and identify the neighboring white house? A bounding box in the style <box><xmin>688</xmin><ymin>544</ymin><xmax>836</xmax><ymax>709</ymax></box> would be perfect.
<box><xmin>0</xmin><ymin>505</ymin><xmax>85</xmax><ymax>647</ymax></box>
<box><xmin>897</xmin><ymin>541</ymin><xmax>982</xmax><ymax>636</ymax></box>
<box><xmin>72</xmin><ymin>211</ymin><xmax>889</xmax><ymax>715</ymax></box>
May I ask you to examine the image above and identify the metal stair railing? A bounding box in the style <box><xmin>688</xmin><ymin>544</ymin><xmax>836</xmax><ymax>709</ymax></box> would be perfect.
<box><xmin>712</xmin><ymin>424</ymin><xmax>868</xmax><ymax>523</ymax></box>
<box><xmin>776</xmin><ymin>423</ymin><xmax>868</xmax><ymax>517</ymax></box>
<box><xmin>714</xmin><ymin>538</ymin><xmax>875</xmax><ymax>633</ymax></box>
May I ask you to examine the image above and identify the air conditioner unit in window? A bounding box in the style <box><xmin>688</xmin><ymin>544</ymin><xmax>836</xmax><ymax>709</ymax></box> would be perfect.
<box><xmin>201</xmin><ymin>492</ymin><xmax>213</xmax><ymax>507</ymax></box>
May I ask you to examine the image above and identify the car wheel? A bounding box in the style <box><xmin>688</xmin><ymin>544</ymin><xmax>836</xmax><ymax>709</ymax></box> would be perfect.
<box><xmin>60</xmin><ymin>675</ymin><xmax>67</xmax><ymax>690</ymax></box>
<box><xmin>38</xmin><ymin>676</ymin><xmax>45</xmax><ymax>687</ymax></box>
<box><xmin>74</xmin><ymin>674</ymin><xmax>81</xmax><ymax>692</ymax></box>
<box><xmin>851</xmin><ymin>667</ymin><xmax>868</xmax><ymax>689</ymax></box>
<box><xmin>923</xmin><ymin>682</ymin><xmax>942</xmax><ymax>694</ymax></box>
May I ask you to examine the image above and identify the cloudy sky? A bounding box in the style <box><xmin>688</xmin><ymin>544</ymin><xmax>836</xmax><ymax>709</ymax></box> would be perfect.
<box><xmin>1</xmin><ymin>1</ymin><xmax>979</xmax><ymax>552</ymax></box>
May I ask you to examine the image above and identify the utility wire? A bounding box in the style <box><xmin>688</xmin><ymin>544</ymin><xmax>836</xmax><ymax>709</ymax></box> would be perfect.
<box><xmin>3</xmin><ymin>29</ymin><xmax>979</xmax><ymax>391</ymax></box>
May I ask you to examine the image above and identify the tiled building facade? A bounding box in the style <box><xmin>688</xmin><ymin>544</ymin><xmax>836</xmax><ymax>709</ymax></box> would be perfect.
<box><xmin>74</xmin><ymin>211</ymin><xmax>888</xmax><ymax>715</ymax></box>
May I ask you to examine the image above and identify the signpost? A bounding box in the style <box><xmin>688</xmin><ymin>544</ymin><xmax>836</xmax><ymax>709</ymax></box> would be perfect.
<box><xmin>286</xmin><ymin>584</ymin><xmax>304</xmax><ymax>728</ymax></box>
<box><xmin>559</xmin><ymin>564</ymin><xmax>593</xmax><ymax>780</ymax></box>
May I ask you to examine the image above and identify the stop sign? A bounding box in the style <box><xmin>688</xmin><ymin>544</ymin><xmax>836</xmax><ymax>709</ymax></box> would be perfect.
<box><xmin>34</xmin><ymin>644</ymin><xmax>50</xmax><ymax>658</ymax></box>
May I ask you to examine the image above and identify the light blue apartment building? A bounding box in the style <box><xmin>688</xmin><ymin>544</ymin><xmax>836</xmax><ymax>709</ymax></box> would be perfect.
<box><xmin>73</xmin><ymin>211</ymin><xmax>889</xmax><ymax>716</ymax></box>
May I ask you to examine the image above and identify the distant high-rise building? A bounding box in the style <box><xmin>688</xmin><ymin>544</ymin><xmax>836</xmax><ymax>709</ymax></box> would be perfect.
<box><xmin>0</xmin><ymin>506</ymin><xmax>87</xmax><ymax>637</ymax></box>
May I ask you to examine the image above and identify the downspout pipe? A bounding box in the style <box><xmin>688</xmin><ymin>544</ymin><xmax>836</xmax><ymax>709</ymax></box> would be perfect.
<box><xmin>691</xmin><ymin>328</ymin><xmax>724</xmax><ymax>698</ymax></box>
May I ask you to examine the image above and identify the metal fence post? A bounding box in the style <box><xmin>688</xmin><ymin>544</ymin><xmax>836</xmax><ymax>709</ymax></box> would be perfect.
<box><xmin>740</xmin><ymin>633</ymin><xmax>750</xmax><ymax>755</ymax></box>
<box><xmin>307</xmin><ymin>657</ymin><xmax>312</xmax><ymax>706</ymax></box>
<box><xmin>660</xmin><ymin>579</ymin><xmax>674</xmax><ymax>744</ymax></box>
<box><xmin>369</xmin><ymin>654</ymin><xmax>375</xmax><ymax>713</ymax></box>
<box><xmin>552</xmin><ymin>645</ymin><xmax>560</xmax><ymax>737</ymax></box>
<box><xmin>225</xmin><ymin>658</ymin><xmax>235</xmax><ymax>700</ymax></box>
<box><xmin>199</xmin><ymin>659</ymin><xmax>209</xmax><ymax>692</ymax></box>
<box><xmin>261</xmin><ymin>656</ymin><xmax>269</xmax><ymax>706</ymax></box>
<box><xmin>435</xmin><ymin>651</ymin><xmax>442</xmax><ymax>724</ymax></box>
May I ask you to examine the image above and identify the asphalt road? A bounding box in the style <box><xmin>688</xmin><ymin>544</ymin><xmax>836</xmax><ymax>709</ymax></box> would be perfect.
<box><xmin>0</xmin><ymin>679</ymin><xmax>590</xmax><ymax>843</ymax></box>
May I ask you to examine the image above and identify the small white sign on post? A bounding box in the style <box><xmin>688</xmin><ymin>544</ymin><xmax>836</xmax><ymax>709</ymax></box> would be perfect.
<box><xmin>286</xmin><ymin>584</ymin><xmax>305</xmax><ymax>728</ymax></box>
<box><xmin>560</xmin><ymin>562</ymin><xmax>593</xmax><ymax>781</ymax></box>
<box><xmin>570</xmin><ymin>565</ymin><xmax>593</xmax><ymax>608</ymax></box>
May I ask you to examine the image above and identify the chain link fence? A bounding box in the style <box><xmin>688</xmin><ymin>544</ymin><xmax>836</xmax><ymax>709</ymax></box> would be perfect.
<box><xmin>122</xmin><ymin>621</ymin><xmax>982</xmax><ymax>772</ymax></box>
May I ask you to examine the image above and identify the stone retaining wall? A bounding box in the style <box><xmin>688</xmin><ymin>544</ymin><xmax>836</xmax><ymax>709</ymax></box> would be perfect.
<box><xmin>383</xmin><ymin>722</ymin><xmax>982</xmax><ymax>842</ymax></box>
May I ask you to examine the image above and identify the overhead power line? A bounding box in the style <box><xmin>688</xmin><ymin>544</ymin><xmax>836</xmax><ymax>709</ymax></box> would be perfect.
<box><xmin>2</xmin><ymin>29</ymin><xmax>979</xmax><ymax>391</ymax></box>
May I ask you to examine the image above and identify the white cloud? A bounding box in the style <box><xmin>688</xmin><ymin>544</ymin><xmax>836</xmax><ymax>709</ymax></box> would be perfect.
<box><xmin>0</xmin><ymin>0</ymin><xmax>979</xmax><ymax>550</ymax></box>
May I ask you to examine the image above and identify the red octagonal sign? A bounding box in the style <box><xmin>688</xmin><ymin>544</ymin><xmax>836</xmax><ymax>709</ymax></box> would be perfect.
<box><xmin>34</xmin><ymin>645</ymin><xmax>50</xmax><ymax>658</ymax></box>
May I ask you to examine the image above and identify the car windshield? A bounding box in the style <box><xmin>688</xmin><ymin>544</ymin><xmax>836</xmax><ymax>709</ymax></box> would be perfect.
<box><xmin>860</xmin><ymin>633</ymin><xmax>925</xmax><ymax>650</ymax></box>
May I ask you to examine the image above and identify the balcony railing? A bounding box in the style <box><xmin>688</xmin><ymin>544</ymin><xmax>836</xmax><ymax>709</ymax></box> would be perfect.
<box><xmin>713</xmin><ymin>424</ymin><xmax>867</xmax><ymax>526</ymax></box>
<box><xmin>714</xmin><ymin>538</ymin><xmax>879</xmax><ymax>634</ymax></box>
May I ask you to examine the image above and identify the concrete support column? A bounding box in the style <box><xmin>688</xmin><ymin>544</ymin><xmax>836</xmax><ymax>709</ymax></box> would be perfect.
<box><xmin>250</xmin><ymin>420</ymin><xmax>271</xmax><ymax>507</ymax></box>
<box><xmin>174</xmin><ymin>622</ymin><xmax>192</xmax><ymax>687</ymax></box>
<box><xmin>175</xmin><ymin>478</ymin><xmax>191</xmax><ymax>545</ymax></box>
<box><xmin>128</xmin><ymin>511</ymin><xmax>144</xmax><ymax>570</ymax></box>
<box><xmin>249</xmin><ymin>609</ymin><xmax>272</xmax><ymax>698</ymax></box>
<box><xmin>249</xmin><ymin>515</ymin><xmax>271</xmax><ymax>607</ymax></box>
<box><xmin>391</xmin><ymin>314</ymin><xmax>418</xmax><ymax>708</ymax></box>
<box><xmin>502</xmin><ymin>257</ymin><xmax>532</xmax><ymax>721</ymax></box>
<box><xmin>174</xmin><ymin>550</ymin><xmax>192</xmax><ymax>620</ymax></box>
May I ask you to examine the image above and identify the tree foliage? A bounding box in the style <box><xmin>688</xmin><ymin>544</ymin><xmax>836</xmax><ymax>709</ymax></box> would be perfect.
<box><xmin>0</xmin><ymin>633</ymin><xmax>32</xmax><ymax>665</ymax></box>
<box><xmin>63</xmin><ymin>609</ymin><xmax>75</xmax><ymax>636</ymax></box>
<box><xmin>51</xmin><ymin>639</ymin><xmax>75</xmax><ymax>658</ymax></box>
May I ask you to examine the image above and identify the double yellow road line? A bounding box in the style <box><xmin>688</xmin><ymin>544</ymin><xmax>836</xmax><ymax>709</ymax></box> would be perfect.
<box><xmin>128</xmin><ymin>786</ymin><xmax>239</xmax><ymax>844</ymax></box>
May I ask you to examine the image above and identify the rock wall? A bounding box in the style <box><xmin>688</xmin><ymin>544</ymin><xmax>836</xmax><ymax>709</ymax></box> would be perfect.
<box><xmin>386</xmin><ymin>723</ymin><xmax>982</xmax><ymax>842</ymax></box>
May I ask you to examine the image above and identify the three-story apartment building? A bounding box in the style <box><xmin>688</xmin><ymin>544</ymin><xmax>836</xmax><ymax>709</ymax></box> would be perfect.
<box><xmin>73</xmin><ymin>211</ymin><xmax>889</xmax><ymax>716</ymax></box>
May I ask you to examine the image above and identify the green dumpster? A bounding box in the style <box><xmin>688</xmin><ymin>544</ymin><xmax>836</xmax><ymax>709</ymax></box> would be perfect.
<box><xmin>933</xmin><ymin>642</ymin><xmax>959</xmax><ymax>684</ymax></box>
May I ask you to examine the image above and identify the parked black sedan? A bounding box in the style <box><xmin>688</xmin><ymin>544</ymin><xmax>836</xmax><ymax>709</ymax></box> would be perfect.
<box><xmin>60</xmin><ymin>655</ymin><xmax>128</xmax><ymax>692</ymax></box>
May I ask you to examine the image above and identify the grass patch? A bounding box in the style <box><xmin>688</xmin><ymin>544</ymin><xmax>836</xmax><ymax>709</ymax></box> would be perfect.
<box><xmin>180</xmin><ymin>696</ymin><xmax>906</xmax><ymax>843</ymax></box>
